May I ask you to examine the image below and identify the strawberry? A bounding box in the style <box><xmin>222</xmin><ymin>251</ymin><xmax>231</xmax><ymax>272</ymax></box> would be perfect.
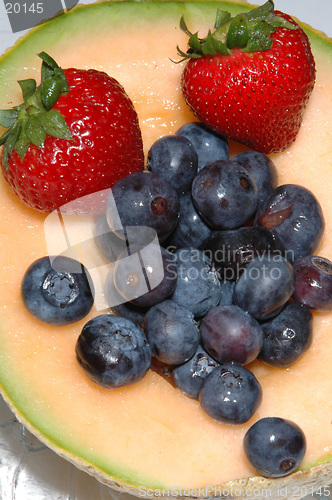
<box><xmin>0</xmin><ymin>52</ymin><xmax>144</xmax><ymax>213</ymax></box>
<box><xmin>177</xmin><ymin>0</ymin><xmax>316</xmax><ymax>154</ymax></box>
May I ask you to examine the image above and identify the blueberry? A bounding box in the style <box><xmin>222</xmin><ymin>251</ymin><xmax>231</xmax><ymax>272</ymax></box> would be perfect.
<box><xmin>94</xmin><ymin>215</ymin><xmax>127</xmax><ymax>262</ymax></box>
<box><xmin>176</xmin><ymin>122</ymin><xmax>229</xmax><ymax>171</ymax></box>
<box><xmin>173</xmin><ymin>346</ymin><xmax>220</xmax><ymax>399</ymax></box>
<box><xmin>106</xmin><ymin>171</ymin><xmax>179</xmax><ymax>243</ymax></box>
<box><xmin>21</xmin><ymin>256</ymin><xmax>94</xmax><ymax>326</ymax></box>
<box><xmin>234</xmin><ymin>255</ymin><xmax>295</xmax><ymax>320</ymax></box>
<box><xmin>293</xmin><ymin>255</ymin><xmax>332</xmax><ymax>312</ymax></box>
<box><xmin>113</xmin><ymin>244</ymin><xmax>177</xmax><ymax>308</ymax></box>
<box><xmin>171</xmin><ymin>248</ymin><xmax>222</xmax><ymax>318</ymax></box>
<box><xmin>255</xmin><ymin>184</ymin><xmax>324</xmax><ymax>262</ymax></box>
<box><xmin>201</xmin><ymin>305</ymin><xmax>263</xmax><ymax>365</ymax></box>
<box><xmin>205</xmin><ymin>226</ymin><xmax>284</xmax><ymax>281</ymax></box>
<box><xmin>144</xmin><ymin>300</ymin><xmax>199</xmax><ymax>365</ymax></box>
<box><xmin>199</xmin><ymin>363</ymin><xmax>262</xmax><ymax>424</ymax></box>
<box><xmin>243</xmin><ymin>417</ymin><xmax>306</xmax><ymax>478</ymax></box>
<box><xmin>191</xmin><ymin>160</ymin><xmax>258</xmax><ymax>229</ymax></box>
<box><xmin>231</xmin><ymin>151</ymin><xmax>278</xmax><ymax>206</ymax></box>
<box><xmin>164</xmin><ymin>192</ymin><xmax>213</xmax><ymax>251</ymax></box>
<box><xmin>258</xmin><ymin>302</ymin><xmax>313</xmax><ymax>367</ymax></box>
<box><xmin>75</xmin><ymin>314</ymin><xmax>151</xmax><ymax>388</ymax></box>
<box><xmin>146</xmin><ymin>135</ymin><xmax>198</xmax><ymax>193</ymax></box>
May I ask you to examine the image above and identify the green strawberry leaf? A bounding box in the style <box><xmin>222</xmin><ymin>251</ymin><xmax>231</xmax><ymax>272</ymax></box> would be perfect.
<box><xmin>18</xmin><ymin>79</ymin><xmax>37</xmax><ymax>102</ymax></box>
<box><xmin>203</xmin><ymin>32</ymin><xmax>231</xmax><ymax>56</ymax></box>
<box><xmin>14</xmin><ymin>132</ymin><xmax>31</xmax><ymax>160</ymax></box>
<box><xmin>210</xmin><ymin>37</ymin><xmax>231</xmax><ymax>56</ymax></box>
<box><xmin>39</xmin><ymin>109</ymin><xmax>73</xmax><ymax>140</ymax></box>
<box><xmin>244</xmin><ymin>0</ymin><xmax>274</xmax><ymax>22</ymax></box>
<box><xmin>0</xmin><ymin>109</ymin><xmax>19</xmax><ymax>128</ymax></box>
<box><xmin>3</xmin><ymin>123</ymin><xmax>20</xmax><ymax>168</ymax></box>
<box><xmin>40</xmin><ymin>62</ymin><xmax>55</xmax><ymax>83</ymax></box>
<box><xmin>25</xmin><ymin>115</ymin><xmax>46</xmax><ymax>147</ymax></box>
<box><xmin>189</xmin><ymin>32</ymin><xmax>204</xmax><ymax>54</ymax></box>
<box><xmin>227</xmin><ymin>14</ymin><xmax>249</xmax><ymax>49</ymax></box>
<box><xmin>270</xmin><ymin>15</ymin><xmax>298</xmax><ymax>30</ymax></box>
<box><xmin>54</xmin><ymin>67</ymin><xmax>70</xmax><ymax>94</ymax></box>
<box><xmin>38</xmin><ymin>51</ymin><xmax>59</xmax><ymax>70</ymax></box>
<box><xmin>39</xmin><ymin>51</ymin><xmax>61</xmax><ymax>83</ymax></box>
<box><xmin>180</xmin><ymin>16</ymin><xmax>193</xmax><ymax>37</ymax></box>
<box><xmin>202</xmin><ymin>31</ymin><xmax>218</xmax><ymax>55</ymax></box>
<box><xmin>41</xmin><ymin>78</ymin><xmax>64</xmax><ymax>110</ymax></box>
<box><xmin>174</xmin><ymin>46</ymin><xmax>191</xmax><ymax>62</ymax></box>
<box><xmin>245</xmin><ymin>20</ymin><xmax>275</xmax><ymax>52</ymax></box>
<box><xmin>0</xmin><ymin>127</ymin><xmax>13</xmax><ymax>146</ymax></box>
<box><xmin>214</xmin><ymin>10</ymin><xmax>231</xmax><ymax>29</ymax></box>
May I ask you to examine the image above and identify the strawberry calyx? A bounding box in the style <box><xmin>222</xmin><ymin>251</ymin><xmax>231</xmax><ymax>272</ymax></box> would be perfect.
<box><xmin>176</xmin><ymin>0</ymin><xmax>297</xmax><ymax>61</ymax></box>
<box><xmin>0</xmin><ymin>52</ymin><xmax>73</xmax><ymax>168</ymax></box>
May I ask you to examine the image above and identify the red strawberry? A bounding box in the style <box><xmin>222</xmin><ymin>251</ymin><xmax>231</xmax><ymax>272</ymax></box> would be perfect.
<box><xmin>178</xmin><ymin>0</ymin><xmax>315</xmax><ymax>154</ymax></box>
<box><xmin>0</xmin><ymin>52</ymin><xmax>144</xmax><ymax>213</ymax></box>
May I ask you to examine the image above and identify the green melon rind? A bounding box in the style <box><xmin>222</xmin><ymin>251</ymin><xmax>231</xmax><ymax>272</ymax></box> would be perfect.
<box><xmin>0</xmin><ymin>1</ymin><xmax>331</xmax><ymax>496</ymax></box>
<box><xmin>2</xmin><ymin>379</ymin><xmax>332</xmax><ymax>499</ymax></box>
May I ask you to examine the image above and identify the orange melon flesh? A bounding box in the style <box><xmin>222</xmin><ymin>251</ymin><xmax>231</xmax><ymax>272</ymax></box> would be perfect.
<box><xmin>0</xmin><ymin>0</ymin><xmax>331</xmax><ymax>493</ymax></box>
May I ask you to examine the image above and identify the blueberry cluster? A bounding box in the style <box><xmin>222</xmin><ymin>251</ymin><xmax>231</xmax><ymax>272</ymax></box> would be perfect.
<box><xmin>21</xmin><ymin>122</ymin><xmax>332</xmax><ymax>479</ymax></box>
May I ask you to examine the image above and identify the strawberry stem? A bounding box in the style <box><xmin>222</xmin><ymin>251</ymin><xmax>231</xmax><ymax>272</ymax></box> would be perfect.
<box><xmin>176</xmin><ymin>0</ymin><xmax>297</xmax><ymax>61</ymax></box>
<box><xmin>0</xmin><ymin>52</ymin><xmax>73</xmax><ymax>169</ymax></box>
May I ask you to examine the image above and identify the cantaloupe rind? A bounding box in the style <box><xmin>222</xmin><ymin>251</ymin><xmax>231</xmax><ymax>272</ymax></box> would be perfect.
<box><xmin>0</xmin><ymin>2</ymin><xmax>331</xmax><ymax>498</ymax></box>
<box><xmin>1</xmin><ymin>385</ymin><xmax>332</xmax><ymax>500</ymax></box>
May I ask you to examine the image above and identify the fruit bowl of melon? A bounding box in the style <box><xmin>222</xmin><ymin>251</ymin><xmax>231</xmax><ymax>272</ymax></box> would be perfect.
<box><xmin>0</xmin><ymin>0</ymin><xmax>331</xmax><ymax>499</ymax></box>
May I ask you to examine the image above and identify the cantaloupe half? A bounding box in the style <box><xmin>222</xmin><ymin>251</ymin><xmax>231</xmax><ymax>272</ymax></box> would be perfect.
<box><xmin>0</xmin><ymin>1</ymin><xmax>331</xmax><ymax>498</ymax></box>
